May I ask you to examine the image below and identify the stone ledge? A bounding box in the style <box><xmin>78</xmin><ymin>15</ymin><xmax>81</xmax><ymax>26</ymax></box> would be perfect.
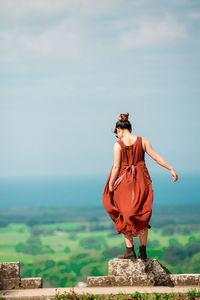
<box><xmin>87</xmin><ymin>258</ymin><xmax>200</xmax><ymax>287</ymax></box>
<box><xmin>87</xmin><ymin>275</ymin><xmax>131</xmax><ymax>287</ymax></box>
<box><xmin>20</xmin><ymin>278</ymin><xmax>43</xmax><ymax>289</ymax></box>
<box><xmin>1</xmin><ymin>286</ymin><xmax>200</xmax><ymax>300</ymax></box>
<box><xmin>0</xmin><ymin>278</ymin><xmax>20</xmax><ymax>290</ymax></box>
<box><xmin>87</xmin><ymin>274</ymin><xmax>200</xmax><ymax>287</ymax></box>
<box><xmin>0</xmin><ymin>262</ymin><xmax>43</xmax><ymax>290</ymax></box>
<box><xmin>171</xmin><ymin>274</ymin><xmax>200</xmax><ymax>286</ymax></box>
<box><xmin>0</xmin><ymin>277</ymin><xmax>43</xmax><ymax>290</ymax></box>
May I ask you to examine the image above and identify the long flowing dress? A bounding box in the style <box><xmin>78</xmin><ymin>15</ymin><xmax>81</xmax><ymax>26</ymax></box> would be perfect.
<box><xmin>102</xmin><ymin>136</ymin><xmax>154</xmax><ymax>237</ymax></box>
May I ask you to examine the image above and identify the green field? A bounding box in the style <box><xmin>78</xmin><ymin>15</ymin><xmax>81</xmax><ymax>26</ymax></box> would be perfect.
<box><xmin>0</xmin><ymin>223</ymin><xmax>200</xmax><ymax>288</ymax></box>
<box><xmin>0</xmin><ymin>205</ymin><xmax>200</xmax><ymax>288</ymax></box>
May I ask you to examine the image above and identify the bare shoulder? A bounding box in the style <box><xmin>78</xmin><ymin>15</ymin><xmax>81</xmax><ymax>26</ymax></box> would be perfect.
<box><xmin>114</xmin><ymin>141</ymin><xmax>122</xmax><ymax>150</ymax></box>
<box><xmin>141</xmin><ymin>137</ymin><xmax>159</xmax><ymax>161</ymax></box>
<box><xmin>141</xmin><ymin>137</ymin><xmax>151</xmax><ymax>152</ymax></box>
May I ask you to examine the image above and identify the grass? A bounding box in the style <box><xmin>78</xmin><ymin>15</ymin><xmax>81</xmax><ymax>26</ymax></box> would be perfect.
<box><xmin>1</xmin><ymin>224</ymin><xmax>197</xmax><ymax>263</ymax></box>
<box><xmin>0</xmin><ymin>223</ymin><xmax>198</xmax><ymax>266</ymax></box>
<box><xmin>54</xmin><ymin>288</ymin><xmax>200</xmax><ymax>300</ymax></box>
<box><xmin>38</xmin><ymin>223</ymin><xmax>80</xmax><ymax>230</ymax></box>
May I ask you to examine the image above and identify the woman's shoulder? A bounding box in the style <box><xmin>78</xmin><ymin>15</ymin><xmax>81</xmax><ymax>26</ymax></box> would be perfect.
<box><xmin>116</xmin><ymin>139</ymin><xmax>123</xmax><ymax>145</ymax></box>
<box><xmin>115</xmin><ymin>139</ymin><xmax>123</xmax><ymax>149</ymax></box>
<box><xmin>140</xmin><ymin>136</ymin><xmax>150</xmax><ymax>152</ymax></box>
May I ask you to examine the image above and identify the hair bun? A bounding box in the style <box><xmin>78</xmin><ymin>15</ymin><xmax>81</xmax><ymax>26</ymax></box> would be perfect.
<box><xmin>118</xmin><ymin>112</ymin><xmax>129</xmax><ymax>122</ymax></box>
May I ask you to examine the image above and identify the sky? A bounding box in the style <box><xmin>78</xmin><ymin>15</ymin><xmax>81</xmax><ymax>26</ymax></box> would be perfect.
<box><xmin>0</xmin><ymin>0</ymin><xmax>200</xmax><ymax>178</ymax></box>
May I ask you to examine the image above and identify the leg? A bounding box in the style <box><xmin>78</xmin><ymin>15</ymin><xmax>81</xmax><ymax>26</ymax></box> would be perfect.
<box><xmin>124</xmin><ymin>232</ymin><xmax>134</xmax><ymax>247</ymax></box>
<box><xmin>117</xmin><ymin>232</ymin><xmax>136</xmax><ymax>259</ymax></box>
<box><xmin>138</xmin><ymin>228</ymin><xmax>148</xmax><ymax>259</ymax></box>
<box><xmin>139</xmin><ymin>227</ymin><xmax>148</xmax><ymax>245</ymax></box>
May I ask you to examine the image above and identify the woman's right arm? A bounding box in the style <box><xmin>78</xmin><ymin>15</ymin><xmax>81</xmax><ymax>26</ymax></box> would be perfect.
<box><xmin>142</xmin><ymin>137</ymin><xmax>178</xmax><ymax>182</ymax></box>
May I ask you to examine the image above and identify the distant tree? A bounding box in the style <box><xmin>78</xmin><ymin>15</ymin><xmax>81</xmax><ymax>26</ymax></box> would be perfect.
<box><xmin>162</xmin><ymin>225</ymin><xmax>175</xmax><ymax>235</ymax></box>
<box><xmin>102</xmin><ymin>247</ymin><xmax>122</xmax><ymax>258</ymax></box>
<box><xmin>45</xmin><ymin>260</ymin><xmax>56</xmax><ymax>268</ymax></box>
<box><xmin>186</xmin><ymin>242</ymin><xmax>200</xmax><ymax>257</ymax></box>
<box><xmin>15</xmin><ymin>236</ymin><xmax>54</xmax><ymax>255</ymax></box>
<box><xmin>148</xmin><ymin>240</ymin><xmax>159</xmax><ymax>247</ymax></box>
<box><xmin>64</xmin><ymin>246</ymin><xmax>70</xmax><ymax>254</ymax></box>
<box><xmin>163</xmin><ymin>244</ymin><xmax>185</xmax><ymax>264</ymax></box>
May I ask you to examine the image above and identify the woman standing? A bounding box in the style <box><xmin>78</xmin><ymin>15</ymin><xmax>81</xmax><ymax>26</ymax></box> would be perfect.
<box><xmin>102</xmin><ymin>112</ymin><xmax>178</xmax><ymax>260</ymax></box>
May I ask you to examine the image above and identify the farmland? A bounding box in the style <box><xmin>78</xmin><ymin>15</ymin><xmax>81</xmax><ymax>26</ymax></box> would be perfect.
<box><xmin>0</xmin><ymin>204</ymin><xmax>200</xmax><ymax>288</ymax></box>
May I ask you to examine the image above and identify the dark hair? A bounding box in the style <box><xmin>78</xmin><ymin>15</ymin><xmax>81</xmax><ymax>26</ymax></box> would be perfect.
<box><xmin>113</xmin><ymin>112</ymin><xmax>132</xmax><ymax>138</ymax></box>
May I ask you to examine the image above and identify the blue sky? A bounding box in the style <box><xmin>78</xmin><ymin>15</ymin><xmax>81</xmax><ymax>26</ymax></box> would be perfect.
<box><xmin>0</xmin><ymin>0</ymin><xmax>200</xmax><ymax>177</ymax></box>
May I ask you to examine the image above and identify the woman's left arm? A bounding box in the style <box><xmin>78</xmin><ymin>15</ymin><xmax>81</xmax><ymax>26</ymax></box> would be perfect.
<box><xmin>109</xmin><ymin>143</ymin><xmax>121</xmax><ymax>192</ymax></box>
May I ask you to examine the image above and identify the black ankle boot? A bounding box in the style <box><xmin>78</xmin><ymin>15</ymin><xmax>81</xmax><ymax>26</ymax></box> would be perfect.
<box><xmin>117</xmin><ymin>245</ymin><xmax>137</xmax><ymax>260</ymax></box>
<box><xmin>138</xmin><ymin>245</ymin><xmax>147</xmax><ymax>259</ymax></box>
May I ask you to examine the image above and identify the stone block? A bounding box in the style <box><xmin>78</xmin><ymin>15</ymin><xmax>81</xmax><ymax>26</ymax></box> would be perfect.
<box><xmin>108</xmin><ymin>258</ymin><xmax>174</xmax><ymax>286</ymax></box>
<box><xmin>0</xmin><ymin>277</ymin><xmax>20</xmax><ymax>290</ymax></box>
<box><xmin>170</xmin><ymin>274</ymin><xmax>200</xmax><ymax>286</ymax></box>
<box><xmin>0</xmin><ymin>262</ymin><xmax>20</xmax><ymax>279</ymax></box>
<box><xmin>88</xmin><ymin>276</ymin><xmax>123</xmax><ymax>287</ymax></box>
<box><xmin>87</xmin><ymin>275</ymin><xmax>155</xmax><ymax>287</ymax></box>
<box><xmin>87</xmin><ymin>258</ymin><xmax>200</xmax><ymax>287</ymax></box>
<box><xmin>20</xmin><ymin>277</ymin><xmax>43</xmax><ymax>289</ymax></box>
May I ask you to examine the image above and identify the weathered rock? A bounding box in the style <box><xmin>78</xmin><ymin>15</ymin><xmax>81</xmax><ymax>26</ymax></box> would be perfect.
<box><xmin>87</xmin><ymin>258</ymin><xmax>200</xmax><ymax>287</ymax></box>
<box><xmin>0</xmin><ymin>262</ymin><xmax>20</xmax><ymax>279</ymax></box>
<box><xmin>20</xmin><ymin>277</ymin><xmax>43</xmax><ymax>289</ymax></box>
<box><xmin>0</xmin><ymin>278</ymin><xmax>20</xmax><ymax>290</ymax></box>
<box><xmin>87</xmin><ymin>274</ymin><xmax>155</xmax><ymax>287</ymax></box>
<box><xmin>87</xmin><ymin>275</ymin><xmax>127</xmax><ymax>287</ymax></box>
<box><xmin>0</xmin><ymin>262</ymin><xmax>43</xmax><ymax>290</ymax></box>
<box><xmin>170</xmin><ymin>274</ymin><xmax>200</xmax><ymax>286</ymax></box>
<box><xmin>108</xmin><ymin>258</ymin><xmax>174</xmax><ymax>286</ymax></box>
<box><xmin>87</xmin><ymin>258</ymin><xmax>177</xmax><ymax>287</ymax></box>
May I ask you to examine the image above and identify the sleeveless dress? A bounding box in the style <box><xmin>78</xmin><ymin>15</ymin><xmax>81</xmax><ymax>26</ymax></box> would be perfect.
<box><xmin>102</xmin><ymin>136</ymin><xmax>154</xmax><ymax>237</ymax></box>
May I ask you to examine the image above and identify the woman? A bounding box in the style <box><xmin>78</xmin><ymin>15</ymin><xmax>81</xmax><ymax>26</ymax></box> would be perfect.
<box><xmin>102</xmin><ymin>112</ymin><xmax>178</xmax><ymax>260</ymax></box>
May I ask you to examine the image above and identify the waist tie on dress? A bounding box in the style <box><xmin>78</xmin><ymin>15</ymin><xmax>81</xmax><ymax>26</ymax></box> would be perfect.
<box><xmin>112</xmin><ymin>161</ymin><xmax>145</xmax><ymax>203</ymax></box>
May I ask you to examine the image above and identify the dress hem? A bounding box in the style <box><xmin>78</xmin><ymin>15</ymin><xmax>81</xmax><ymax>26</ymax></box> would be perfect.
<box><xmin>116</xmin><ymin>224</ymin><xmax>151</xmax><ymax>237</ymax></box>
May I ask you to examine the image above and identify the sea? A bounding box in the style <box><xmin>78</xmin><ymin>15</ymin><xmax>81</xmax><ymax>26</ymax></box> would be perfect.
<box><xmin>0</xmin><ymin>172</ymin><xmax>199</xmax><ymax>208</ymax></box>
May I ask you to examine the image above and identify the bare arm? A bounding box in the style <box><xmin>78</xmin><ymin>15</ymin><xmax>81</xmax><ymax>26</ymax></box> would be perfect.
<box><xmin>109</xmin><ymin>143</ymin><xmax>121</xmax><ymax>190</ymax></box>
<box><xmin>142</xmin><ymin>137</ymin><xmax>178</xmax><ymax>182</ymax></box>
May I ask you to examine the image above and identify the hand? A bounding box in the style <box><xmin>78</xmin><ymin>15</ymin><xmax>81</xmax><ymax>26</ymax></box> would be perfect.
<box><xmin>109</xmin><ymin>183</ymin><xmax>114</xmax><ymax>192</ymax></box>
<box><xmin>171</xmin><ymin>168</ymin><xmax>178</xmax><ymax>182</ymax></box>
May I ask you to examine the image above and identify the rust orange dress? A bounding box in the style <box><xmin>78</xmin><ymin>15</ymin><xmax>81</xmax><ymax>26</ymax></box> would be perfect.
<box><xmin>102</xmin><ymin>136</ymin><xmax>154</xmax><ymax>237</ymax></box>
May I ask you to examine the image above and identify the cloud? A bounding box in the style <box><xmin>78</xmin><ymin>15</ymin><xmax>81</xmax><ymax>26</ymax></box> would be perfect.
<box><xmin>188</xmin><ymin>12</ymin><xmax>200</xmax><ymax>20</ymax></box>
<box><xmin>0</xmin><ymin>1</ymin><xmax>193</xmax><ymax>62</ymax></box>
<box><xmin>0</xmin><ymin>0</ymin><xmax>121</xmax><ymax>61</ymax></box>
<box><xmin>0</xmin><ymin>0</ymin><xmax>69</xmax><ymax>19</ymax></box>
<box><xmin>0</xmin><ymin>0</ymin><xmax>119</xmax><ymax>20</ymax></box>
<box><xmin>0</xmin><ymin>19</ymin><xmax>87</xmax><ymax>60</ymax></box>
<box><xmin>120</xmin><ymin>15</ymin><xmax>187</xmax><ymax>49</ymax></box>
